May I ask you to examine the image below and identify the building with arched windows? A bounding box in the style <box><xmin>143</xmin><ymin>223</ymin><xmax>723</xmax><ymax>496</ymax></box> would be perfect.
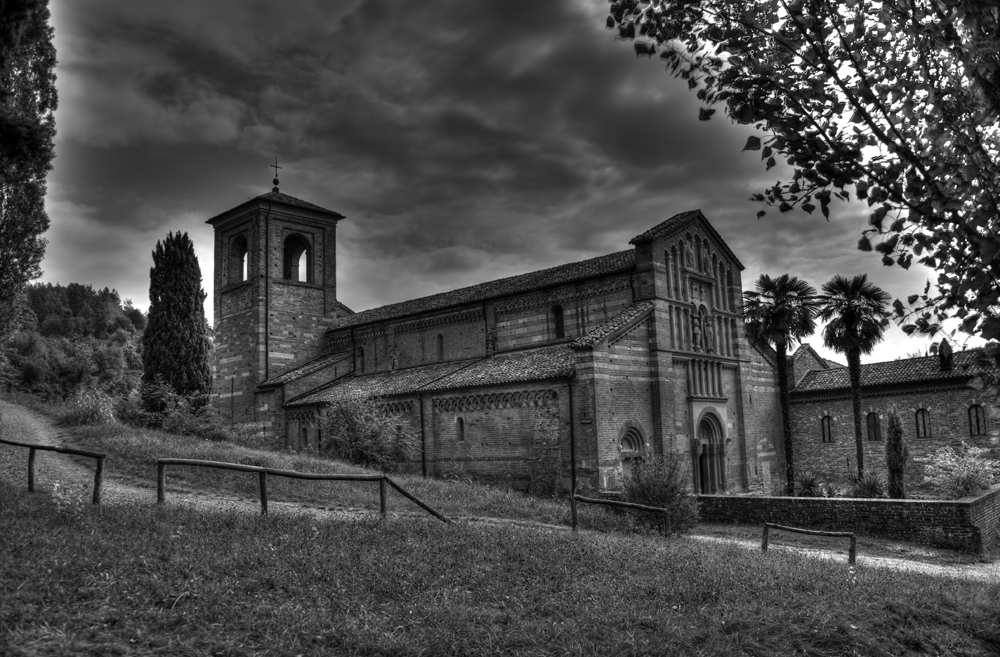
<box><xmin>208</xmin><ymin>189</ymin><xmax>792</xmax><ymax>495</ymax></box>
<box><xmin>788</xmin><ymin>344</ymin><xmax>999</xmax><ymax>491</ymax></box>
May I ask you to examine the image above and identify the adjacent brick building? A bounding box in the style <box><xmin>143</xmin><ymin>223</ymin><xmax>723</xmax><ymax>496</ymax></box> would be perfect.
<box><xmin>789</xmin><ymin>344</ymin><xmax>1000</xmax><ymax>490</ymax></box>
<box><xmin>207</xmin><ymin>188</ymin><xmax>787</xmax><ymax>494</ymax></box>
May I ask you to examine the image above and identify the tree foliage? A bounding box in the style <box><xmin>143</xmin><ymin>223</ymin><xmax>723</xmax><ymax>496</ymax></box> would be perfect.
<box><xmin>742</xmin><ymin>273</ymin><xmax>817</xmax><ymax>494</ymax></box>
<box><xmin>606</xmin><ymin>0</ymin><xmax>1000</xmax><ymax>340</ymax></box>
<box><xmin>885</xmin><ymin>406</ymin><xmax>908</xmax><ymax>498</ymax></box>
<box><xmin>0</xmin><ymin>0</ymin><xmax>56</xmax><ymax>341</ymax></box>
<box><xmin>142</xmin><ymin>232</ymin><xmax>211</xmax><ymax>401</ymax></box>
<box><xmin>819</xmin><ymin>274</ymin><xmax>891</xmax><ymax>477</ymax></box>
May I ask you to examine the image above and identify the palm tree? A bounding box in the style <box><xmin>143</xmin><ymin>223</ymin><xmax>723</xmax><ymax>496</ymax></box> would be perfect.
<box><xmin>818</xmin><ymin>274</ymin><xmax>891</xmax><ymax>479</ymax></box>
<box><xmin>743</xmin><ymin>274</ymin><xmax>817</xmax><ymax>495</ymax></box>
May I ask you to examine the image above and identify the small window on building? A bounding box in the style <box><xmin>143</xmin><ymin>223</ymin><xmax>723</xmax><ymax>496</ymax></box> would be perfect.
<box><xmin>821</xmin><ymin>416</ymin><xmax>833</xmax><ymax>443</ymax></box>
<box><xmin>620</xmin><ymin>427</ymin><xmax>643</xmax><ymax>481</ymax></box>
<box><xmin>553</xmin><ymin>304</ymin><xmax>565</xmax><ymax>339</ymax></box>
<box><xmin>301</xmin><ymin>427</ymin><xmax>308</xmax><ymax>451</ymax></box>
<box><xmin>357</xmin><ymin>347</ymin><xmax>365</xmax><ymax>374</ymax></box>
<box><xmin>915</xmin><ymin>409</ymin><xmax>931</xmax><ymax>438</ymax></box>
<box><xmin>436</xmin><ymin>334</ymin><xmax>445</xmax><ymax>361</ymax></box>
<box><xmin>969</xmin><ymin>404</ymin><xmax>986</xmax><ymax>437</ymax></box>
<box><xmin>283</xmin><ymin>233</ymin><xmax>311</xmax><ymax>282</ymax></box>
<box><xmin>456</xmin><ymin>417</ymin><xmax>465</xmax><ymax>443</ymax></box>
<box><xmin>866</xmin><ymin>412</ymin><xmax>881</xmax><ymax>441</ymax></box>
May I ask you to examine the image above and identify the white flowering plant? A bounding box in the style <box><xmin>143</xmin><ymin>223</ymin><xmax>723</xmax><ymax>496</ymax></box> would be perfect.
<box><xmin>920</xmin><ymin>442</ymin><xmax>999</xmax><ymax>499</ymax></box>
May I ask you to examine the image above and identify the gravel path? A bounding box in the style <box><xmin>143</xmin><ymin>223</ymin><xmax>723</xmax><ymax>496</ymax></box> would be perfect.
<box><xmin>2</xmin><ymin>399</ymin><xmax>998</xmax><ymax>582</ymax></box>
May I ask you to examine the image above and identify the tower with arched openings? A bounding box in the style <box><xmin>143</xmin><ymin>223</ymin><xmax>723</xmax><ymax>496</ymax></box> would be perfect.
<box><xmin>206</xmin><ymin>179</ymin><xmax>349</xmax><ymax>427</ymax></box>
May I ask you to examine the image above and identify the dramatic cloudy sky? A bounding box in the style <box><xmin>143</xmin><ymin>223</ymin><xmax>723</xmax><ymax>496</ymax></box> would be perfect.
<box><xmin>42</xmin><ymin>0</ymin><xmax>969</xmax><ymax>363</ymax></box>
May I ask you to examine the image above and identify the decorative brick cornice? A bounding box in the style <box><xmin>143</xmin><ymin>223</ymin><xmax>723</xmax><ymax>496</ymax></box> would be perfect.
<box><xmin>395</xmin><ymin>308</ymin><xmax>484</xmax><ymax>335</ymax></box>
<box><xmin>432</xmin><ymin>388</ymin><xmax>558</xmax><ymax>413</ymax></box>
<box><xmin>354</xmin><ymin>326</ymin><xmax>388</xmax><ymax>342</ymax></box>
<box><xmin>791</xmin><ymin>381</ymin><xmax>974</xmax><ymax>404</ymax></box>
<box><xmin>377</xmin><ymin>399</ymin><xmax>414</xmax><ymax>416</ymax></box>
<box><xmin>494</xmin><ymin>276</ymin><xmax>630</xmax><ymax>317</ymax></box>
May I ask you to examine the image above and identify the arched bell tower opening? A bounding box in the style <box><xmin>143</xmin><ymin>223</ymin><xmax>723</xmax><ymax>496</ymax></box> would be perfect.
<box><xmin>693</xmin><ymin>412</ymin><xmax>725</xmax><ymax>494</ymax></box>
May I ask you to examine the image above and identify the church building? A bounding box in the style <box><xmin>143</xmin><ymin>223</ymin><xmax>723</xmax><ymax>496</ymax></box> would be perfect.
<box><xmin>206</xmin><ymin>184</ymin><xmax>785</xmax><ymax>495</ymax></box>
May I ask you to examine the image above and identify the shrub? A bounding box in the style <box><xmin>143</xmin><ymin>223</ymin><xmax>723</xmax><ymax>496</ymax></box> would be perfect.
<box><xmin>58</xmin><ymin>388</ymin><xmax>116</xmax><ymax>426</ymax></box>
<box><xmin>846</xmin><ymin>471</ymin><xmax>887</xmax><ymax>498</ymax></box>
<box><xmin>921</xmin><ymin>442</ymin><xmax>998</xmax><ymax>499</ymax></box>
<box><xmin>621</xmin><ymin>454</ymin><xmax>698</xmax><ymax>532</ymax></box>
<box><xmin>885</xmin><ymin>408</ymin><xmax>908</xmax><ymax>499</ymax></box>
<box><xmin>319</xmin><ymin>393</ymin><xmax>417</xmax><ymax>472</ymax></box>
<box><xmin>795</xmin><ymin>473</ymin><xmax>822</xmax><ymax>497</ymax></box>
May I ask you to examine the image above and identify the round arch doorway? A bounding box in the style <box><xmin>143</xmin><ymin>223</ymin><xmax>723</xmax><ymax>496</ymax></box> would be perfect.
<box><xmin>694</xmin><ymin>414</ymin><xmax>726</xmax><ymax>494</ymax></box>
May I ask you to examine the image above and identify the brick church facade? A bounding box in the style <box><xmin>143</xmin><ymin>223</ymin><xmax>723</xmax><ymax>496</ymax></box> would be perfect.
<box><xmin>205</xmin><ymin>189</ymin><xmax>996</xmax><ymax>495</ymax></box>
<box><xmin>207</xmin><ymin>189</ymin><xmax>786</xmax><ymax>495</ymax></box>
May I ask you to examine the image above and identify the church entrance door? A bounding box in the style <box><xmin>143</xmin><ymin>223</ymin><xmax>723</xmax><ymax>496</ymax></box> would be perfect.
<box><xmin>694</xmin><ymin>415</ymin><xmax>725</xmax><ymax>494</ymax></box>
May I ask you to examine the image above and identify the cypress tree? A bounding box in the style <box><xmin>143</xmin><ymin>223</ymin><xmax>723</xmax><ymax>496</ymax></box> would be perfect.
<box><xmin>885</xmin><ymin>408</ymin><xmax>908</xmax><ymax>499</ymax></box>
<box><xmin>142</xmin><ymin>232</ymin><xmax>211</xmax><ymax>402</ymax></box>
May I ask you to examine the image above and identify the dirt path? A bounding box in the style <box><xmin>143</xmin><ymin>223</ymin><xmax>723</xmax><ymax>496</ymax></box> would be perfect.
<box><xmin>2</xmin><ymin>400</ymin><xmax>998</xmax><ymax>582</ymax></box>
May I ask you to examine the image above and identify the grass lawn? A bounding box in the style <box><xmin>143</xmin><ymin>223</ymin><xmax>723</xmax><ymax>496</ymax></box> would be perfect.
<box><xmin>2</xmin><ymin>483</ymin><xmax>999</xmax><ymax>656</ymax></box>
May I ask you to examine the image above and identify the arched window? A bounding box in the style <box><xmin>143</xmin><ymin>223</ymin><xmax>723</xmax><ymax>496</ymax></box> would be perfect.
<box><xmin>300</xmin><ymin>426</ymin><xmax>308</xmax><ymax>451</ymax></box>
<box><xmin>915</xmin><ymin>409</ymin><xmax>931</xmax><ymax>438</ymax></box>
<box><xmin>436</xmin><ymin>334</ymin><xmax>444</xmax><ymax>361</ymax></box>
<box><xmin>866</xmin><ymin>412</ymin><xmax>881</xmax><ymax>441</ymax></box>
<box><xmin>456</xmin><ymin>417</ymin><xmax>465</xmax><ymax>443</ymax></box>
<box><xmin>283</xmin><ymin>234</ymin><xmax>311</xmax><ymax>282</ymax></box>
<box><xmin>230</xmin><ymin>235</ymin><xmax>248</xmax><ymax>283</ymax></box>
<box><xmin>821</xmin><ymin>416</ymin><xmax>833</xmax><ymax>443</ymax></box>
<box><xmin>969</xmin><ymin>405</ymin><xmax>986</xmax><ymax>437</ymax></box>
<box><xmin>552</xmin><ymin>304</ymin><xmax>565</xmax><ymax>339</ymax></box>
<box><xmin>357</xmin><ymin>347</ymin><xmax>365</xmax><ymax>374</ymax></box>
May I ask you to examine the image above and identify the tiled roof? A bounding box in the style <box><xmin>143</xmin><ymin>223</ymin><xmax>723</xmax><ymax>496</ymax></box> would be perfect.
<box><xmin>628</xmin><ymin>209</ymin><xmax>744</xmax><ymax>270</ymax></box>
<box><xmin>823</xmin><ymin>358</ymin><xmax>845</xmax><ymax>369</ymax></box>
<box><xmin>287</xmin><ymin>359</ymin><xmax>478</xmax><ymax>406</ymax></box>
<box><xmin>259</xmin><ymin>352</ymin><xmax>352</xmax><ymax>387</ymax></box>
<box><xmin>794</xmin><ymin>349</ymin><xmax>994</xmax><ymax>392</ymax></box>
<box><xmin>254</xmin><ymin>191</ymin><xmax>344</xmax><ymax>217</ymax></box>
<box><xmin>335</xmin><ymin>250</ymin><xmax>635</xmax><ymax>329</ymax></box>
<box><xmin>286</xmin><ymin>346</ymin><xmax>575</xmax><ymax>405</ymax></box>
<box><xmin>420</xmin><ymin>346</ymin><xmax>575</xmax><ymax>392</ymax></box>
<box><xmin>571</xmin><ymin>301</ymin><xmax>654</xmax><ymax>349</ymax></box>
<box><xmin>206</xmin><ymin>190</ymin><xmax>344</xmax><ymax>224</ymax></box>
<box><xmin>791</xmin><ymin>344</ymin><xmax>831</xmax><ymax>370</ymax></box>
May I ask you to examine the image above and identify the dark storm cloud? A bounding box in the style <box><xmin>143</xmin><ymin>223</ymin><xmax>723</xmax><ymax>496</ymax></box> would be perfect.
<box><xmin>42</xmin><ymin>0</ymin><xmax>955</xmax><ymax>362</ymax></box>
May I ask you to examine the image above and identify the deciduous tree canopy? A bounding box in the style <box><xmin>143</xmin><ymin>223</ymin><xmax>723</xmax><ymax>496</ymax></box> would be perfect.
<box><xmin>606</xmin><ymin>0</ymin><xmax>999</xmax><ymax>339</ymax></box>
<box><xmin>0</xmin><ymin>0</ymin><xmax>56</xmax><ymax>340</ymax></box>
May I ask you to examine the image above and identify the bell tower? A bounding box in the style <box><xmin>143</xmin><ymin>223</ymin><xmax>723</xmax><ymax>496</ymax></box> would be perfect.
<box><xmin>206</xmin><ymin>169</ymin><xmax>346</xmax><ymax>425</ymax></box>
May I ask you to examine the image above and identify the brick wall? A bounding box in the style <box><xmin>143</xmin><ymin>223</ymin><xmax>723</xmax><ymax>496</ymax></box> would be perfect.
<box><xmin>791</xmin><ymin>386</ymin><xmax>1000</xmax><ymax>488</ymax></box>
<box><xmin>698</xmin><ymin>483</ymin><xmax>1000</xmax><ymax>553</ymax></box>
<box><xmin>424</xmin><ymin>382</ymin><xmax>569</xmax><ymax>492</ymax></box>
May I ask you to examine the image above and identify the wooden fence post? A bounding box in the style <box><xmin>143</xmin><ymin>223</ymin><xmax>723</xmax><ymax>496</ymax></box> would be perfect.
<box><xmin>27</xmin><ymin>447</ymin><xmax>36</xmax><ymax>492</ymax></box>
<box><xmin>570</xmin><ymin>492</ymin><xmax>578</xmax><ymax>532</ymax></box>
<box><xmin>259</xmin><ymin>470</ymin><xmax>268</xmax><ymax>515</ymax></box>
<box><xmin>380</xmin><ymin>477</ymin><xmax>387</xmax><ymax>518</ymax></box>
<box><xmin>157</xmin><ymin>462</ymin><xmax>165</xmax><ymax>504</ymax></box>
<box><xmin>849</xmin><ymin>535</ymin><xmax>857</xmax><ymax>565</ymax></box>
<box><xmin>92</xmin><ymin>456</ymin><xmax>104</xmax><ymax>505</ymax></box>
<box><xmin>761</xmin><ymin>523</ymin><xmax>769</xmax><ymax>553</ymax></box>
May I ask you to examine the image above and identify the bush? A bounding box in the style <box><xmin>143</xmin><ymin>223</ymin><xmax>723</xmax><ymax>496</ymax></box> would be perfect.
<box><xmin>795</xmin><ymin>473</ymin><xmax>823</xmax><ymax>497</ymax></box>
<box><xmin>621</xmin><ymin>454</ymin><xmax>698</xmax><ymax>532</ymax></box>
<box><xmin>921</xmin><ymin>442</ymin><xmax>998</xmax><ymax>499</ymax></box>
<box><xmin>318</xmin><ymin>394</ymin><xmax>417</xmax><ymax>472</ymax></box>
<box><xmin>58</xmin><ymin>388</ymin><xmax>116</xmax><ymax>426</ymax></box>
<box><xmin>846</xmin><ymin>471</ymin><xmax>887</xmax><ymax>498</ymax></box>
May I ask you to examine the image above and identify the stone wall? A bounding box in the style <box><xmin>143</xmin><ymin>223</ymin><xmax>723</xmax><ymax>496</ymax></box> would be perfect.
<box><xmin>698</xmin><ymin>483</ymin><xmax>1000</xmax><ymax>553</ymax></box>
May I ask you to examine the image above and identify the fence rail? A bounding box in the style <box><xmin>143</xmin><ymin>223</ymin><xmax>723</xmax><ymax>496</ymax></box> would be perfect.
<box><xmin>761</xmin><ymin>522</ymin><xmax>857</xmax><ymax>564</ymax></box>
<box><xmin>0</xmin><ymin>437</ymin><xmax>106</xmax><ymax>505</ymax></box>
<box><xmin>570</xmin><ymin>491</ymin><xmax>672</xmax><ymax>533</ymax></box>
<box><xmin>156</xmin><ymin>458</ymin><xmax>450</xmax><ymax>523</ymax></box>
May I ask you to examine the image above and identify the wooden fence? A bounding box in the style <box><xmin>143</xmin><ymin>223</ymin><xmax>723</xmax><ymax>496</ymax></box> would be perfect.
<box><xmin>156</xmin><ymin>458</ymin><xmax>450</xmax><ymax>523</ymax></box>
<box><xmin>761</xmin><ymin>522</ymin><xmax>857</xmax><ymax>564</ymax></box>
<box><xmin>0</xmin><ymin>437</ymin><xmax>106</xmax><ymax>505</ymax></box>
<box><xmin>570</xmin><ymin>490</ymin><xmax>672</xmax><ymax>533</ymax></box>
